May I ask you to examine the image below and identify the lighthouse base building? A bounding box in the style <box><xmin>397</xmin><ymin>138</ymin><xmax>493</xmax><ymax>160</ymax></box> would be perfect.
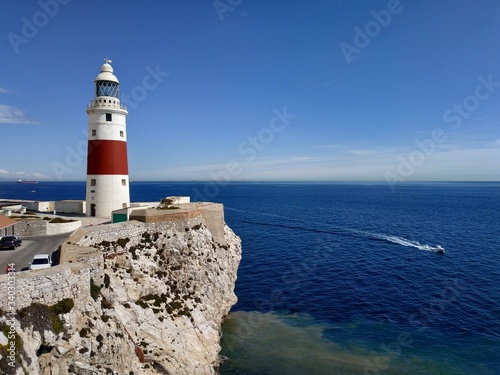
<box><xmin>86</xmin><ymin>60</ymin><xmax>130</xmax><ymax>218</ymax></box>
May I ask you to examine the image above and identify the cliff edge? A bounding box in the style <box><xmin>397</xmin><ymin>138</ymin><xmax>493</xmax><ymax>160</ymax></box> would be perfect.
<box><xmin>2</xmin><ymin>204</ymin><xmax>241</xmax><ymax>375</ymax></box>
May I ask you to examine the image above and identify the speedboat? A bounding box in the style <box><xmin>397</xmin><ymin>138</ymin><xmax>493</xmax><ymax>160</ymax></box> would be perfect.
<box><xmin>431</xmin><ymin>245</ymin><xmax>445</xmax><ymax>254</ymax></box>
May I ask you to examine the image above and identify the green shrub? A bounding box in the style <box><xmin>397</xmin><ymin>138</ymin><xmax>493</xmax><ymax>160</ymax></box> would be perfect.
<box><xmin>117</xmin><ymin>237</ymin><xmax>130</xmax><ymax>248</ymax></box>
<box><xmin>157</xmin><ymin>205</ymin><xmax>180</xmax><ymax>210</ymax></box>
<box><xmin>51</xmin><ymin>298</ymin><xmax>74</xmax><ymax>315</ymax></box>
<box><xmin>0</xmin><ymin>322</ymin><xmax>24</xmax><ymax>372</ymax></box>
<box><xmin>101</xmin><ymin>298</ymin><xmax>112</xmax><ymax>310</ymax></box>
<box><xmin>80</xmin><ymin>328</ymin><xmax>90</xmax><ymax>337</ymax></box>
<box><xmin>18</xmin><ymin>301</ymin><xmax>68</xmax><ymax>334</ymax></box>
<box><xmin>49</xmin><ymin>217</ymin><xmax>76</xmax><ymax>223</ymax></box>
<box><xmin>51</xmin><ymin>314</ymin><xmax>63</xmax><ymax>334</ymax></box>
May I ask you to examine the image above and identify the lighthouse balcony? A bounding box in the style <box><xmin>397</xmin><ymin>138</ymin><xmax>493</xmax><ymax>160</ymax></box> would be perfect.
<box><xmin>88</xmin><ymin>99</ymin><xmax>127</xmax><ymax>111</ymax></box>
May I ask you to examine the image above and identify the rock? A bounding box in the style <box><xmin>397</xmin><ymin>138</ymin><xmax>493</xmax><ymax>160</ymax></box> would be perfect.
<box><xmin>0</xmin><ymin>331</ymin><xmax>7</xmax><ymax>346</ymax></box>
<box><xmin>10</xmin><ymin>219</ymin><xmax>241</xmax><ymax>375</ymax></box>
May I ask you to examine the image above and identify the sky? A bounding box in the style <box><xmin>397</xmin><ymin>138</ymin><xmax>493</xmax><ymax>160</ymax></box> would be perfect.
<box><xmin>0</xmin><ymin>0</ymin><xmax>499</xmax><ymax>182</ymax></box>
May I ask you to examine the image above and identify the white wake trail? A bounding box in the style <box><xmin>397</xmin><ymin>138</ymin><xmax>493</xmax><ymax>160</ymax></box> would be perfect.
<box><xmin>349</xmin><ymin>229</ymin><xmax>442</xmax><ymax>252</ymax></box>
<box><xmin>382</xmin><ymin>235</ymin><xmax>433</xmax><ymax>251</ymax></box>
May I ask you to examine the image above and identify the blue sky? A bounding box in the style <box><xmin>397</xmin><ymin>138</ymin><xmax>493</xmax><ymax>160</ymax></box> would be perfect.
<box><xmin>0</xmin><ymin>0</ymin><xmax>499</xmax><ymax>182</ymax></box>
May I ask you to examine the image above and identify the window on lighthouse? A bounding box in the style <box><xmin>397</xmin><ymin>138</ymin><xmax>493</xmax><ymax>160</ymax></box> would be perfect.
<box><xmin>106</xmin><ymin>113</ymin><xmax>112</xmax><ymax>122</ymax></box>
<box><xmin>96</xmin><ymin>81</ymin><xmax>119</xmax><ymax>97</ymax></box>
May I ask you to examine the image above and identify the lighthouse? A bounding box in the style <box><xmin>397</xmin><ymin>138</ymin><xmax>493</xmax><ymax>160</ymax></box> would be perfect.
<box><xmin>85</xmin><ymin>60</ymin><xmax>130</xmax><ymax>218</ymax></box>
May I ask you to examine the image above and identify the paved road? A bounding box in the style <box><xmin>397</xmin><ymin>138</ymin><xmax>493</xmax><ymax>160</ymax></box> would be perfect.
<box><xmin>0</xmin><ymin>233</ymin><xmax>70</xmax><ymax>273</ymax></box>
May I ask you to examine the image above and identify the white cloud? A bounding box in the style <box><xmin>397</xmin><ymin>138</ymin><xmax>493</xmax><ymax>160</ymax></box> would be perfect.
<box><xmin>132</xmin><ymin>141</ymin><xmax>500</xmax><ymax>182</ymax></box>
<box><xmin>0</xmin><ymin>88</ymin><xmax>9</xmax><ymax>94</ymax></box>
<box><xmin>0</xmin><ymin>169</ymin><xmax>47</xmax><ymax>180</ymax></box>
<box><xmin>0</xmin><ymin>104</ymin><xmax>39</xmax><ymax>124</ymax></box>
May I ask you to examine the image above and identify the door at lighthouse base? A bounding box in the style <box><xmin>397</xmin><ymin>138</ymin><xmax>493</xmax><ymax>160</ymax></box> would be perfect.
<box><xmin>90</xmin><ymin>204</ymin><xmax>96</xmax><ymax>217</ymax></box>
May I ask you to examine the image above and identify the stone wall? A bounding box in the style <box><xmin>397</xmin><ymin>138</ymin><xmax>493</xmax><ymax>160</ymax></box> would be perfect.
<box><xmin>0</xmin><ymin>263</ymin><xmax>90</xmax><ymax>311</ymax></box>
<box><xmin>13</xmin><ymin>219</ymin><xmax>81</xmax><ymax>236</ymax></box>
<box><xmin>55</xmin><ymin>200</ymin><xmax>86</xmax><ymax>215</ymax></box>
<box><xmin>60</xmin><ymin>241</ymin><xmax>105</xmax><ymax>285</ymax></box>
<box><xmin>47</xmin><ymin>220</ymin><xmax>82</xmax><ymax>235</ymax></box>
<box><xmin>129</xmin><ymin>202</ymin><xmax>226</xmax><ymax>244</ymax></box>
<box><xmin>13</xmin><ymin>220</ymin><xmax>48</xmax><ymax>236</ymax></box>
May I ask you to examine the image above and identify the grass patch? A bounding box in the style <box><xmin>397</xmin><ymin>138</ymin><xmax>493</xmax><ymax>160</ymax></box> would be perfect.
<box><xmin>18</xmin><ymin>298</ymin><xmax>74</xmax><ymax>335</ymax></box>
<box><xmin>0</xmin><ymin>322</ymin><xmax>24</xmax><ymax>373</ymax></box>
<box><xmin>49</xmin><ymin>217</ymin><xmax>76</xmax><ymax>223</ymax></box>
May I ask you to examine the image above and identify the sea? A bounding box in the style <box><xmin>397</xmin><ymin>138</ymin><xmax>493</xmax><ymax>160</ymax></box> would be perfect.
<box><xmin>1</xmin><ymin>181</ymin><xmax>499</xmax><ymax>374</ymax></box>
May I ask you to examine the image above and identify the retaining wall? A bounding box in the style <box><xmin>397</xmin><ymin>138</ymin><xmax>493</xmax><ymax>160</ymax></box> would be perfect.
<box><xmin>13</xmin><ymin>220</ymin><xmax>81</xmax><ymax>237</ymax></box>
<box><xmin>0</xmin><ymin>263</ymin><xmax>90</xmax><ymax>311</ymax></box>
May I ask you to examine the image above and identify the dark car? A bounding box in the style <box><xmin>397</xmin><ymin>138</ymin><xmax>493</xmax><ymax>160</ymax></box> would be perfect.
<box><xmin>0</xmin><ymin>236</ymin><xmax>22</xmax><ymax>250</ymax></box>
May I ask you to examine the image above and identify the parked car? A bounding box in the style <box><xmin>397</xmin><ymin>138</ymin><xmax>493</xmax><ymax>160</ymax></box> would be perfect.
<box><xmin>0</xmin><ymin>236</ymin><xmax>22</xmax><ymax>250</ymax></box>
<box><xmin>29</xmin><ymin>254</ymin><xmax>52</xmax><ymax>270</ymax></box>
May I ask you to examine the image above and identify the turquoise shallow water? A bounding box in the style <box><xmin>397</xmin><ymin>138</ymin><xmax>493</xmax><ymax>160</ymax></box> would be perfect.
<box><xmin>2</xmin><ymin>181</ymin><xmax>499</xmax><ymax>374</ymax></box>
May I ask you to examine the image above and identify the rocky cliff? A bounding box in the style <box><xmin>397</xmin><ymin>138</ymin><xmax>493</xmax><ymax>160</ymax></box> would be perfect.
<box><xmin>6</xmin><ymin>216</ymin><xmax>241</xmax><ymax>374</ymax></box>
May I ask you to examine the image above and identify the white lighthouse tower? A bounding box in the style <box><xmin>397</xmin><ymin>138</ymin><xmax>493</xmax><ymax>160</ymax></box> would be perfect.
<box><xmin>86</xmin><ymin>59</ymin><xmax>130</xmax><ymax>218</ymax></box>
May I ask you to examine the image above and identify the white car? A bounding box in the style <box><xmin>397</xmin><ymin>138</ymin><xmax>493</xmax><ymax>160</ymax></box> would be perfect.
<box><xmin>29</xmin><ymin>254</ymin><xmax>52</xmax><ymax>270</ymax></box>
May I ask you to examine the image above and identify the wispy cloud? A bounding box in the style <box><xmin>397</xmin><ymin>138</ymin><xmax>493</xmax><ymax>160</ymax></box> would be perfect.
<box><xmin>133</xmin><ymin>140</ymin><xmax>499</xmax><ymax>181</ymax></box>
<box><xmin>0</xmin><ymin>88</ymin><xmax>9</xmax><ymax>94</ymax></box>
<box><xmin>0</xmin><ymin>104</ymin><xmax>39</xmax><ymax>124</ymax></box>
<box><xmin>0</xmin><ymin>169</ymin><xmax>46</xmax><ymax>180</ymax></box>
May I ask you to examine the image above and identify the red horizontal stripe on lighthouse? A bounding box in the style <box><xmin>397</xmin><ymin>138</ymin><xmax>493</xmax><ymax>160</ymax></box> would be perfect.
<box><xmin>87</xmin><ymin>140</ymin><xmax>128</xmax><ymax>175</ymax></box>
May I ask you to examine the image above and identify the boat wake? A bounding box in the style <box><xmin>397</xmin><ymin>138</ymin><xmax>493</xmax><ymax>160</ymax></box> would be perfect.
<box><xmin>369</xmin><ymin>234</ymin><xmax>444</xmax><ymax>253</ymax></box>
<box><xmin>237</xmin><ymin>215</ymin><xmax>444</xmax><ymax>254</ymax></box>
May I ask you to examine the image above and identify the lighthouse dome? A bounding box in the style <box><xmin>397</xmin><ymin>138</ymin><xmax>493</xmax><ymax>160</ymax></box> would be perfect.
<box><xmin>95</xmin><ymin>62</ymin><xmax>119</xmax><ymax>83</ymax></box>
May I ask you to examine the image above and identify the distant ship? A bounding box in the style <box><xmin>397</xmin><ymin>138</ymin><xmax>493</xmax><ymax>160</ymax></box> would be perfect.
<box><xmin>17</xmin><ymin>180</ymin><xmax>38</xmax><ymax>184</ymax></box>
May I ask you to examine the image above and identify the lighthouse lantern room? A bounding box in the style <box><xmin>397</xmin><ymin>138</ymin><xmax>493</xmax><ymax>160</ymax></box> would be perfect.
<box><xmin>86</xmin><ymin>59</ymin><xmax>130</xmax><ymax>218</ymax></box>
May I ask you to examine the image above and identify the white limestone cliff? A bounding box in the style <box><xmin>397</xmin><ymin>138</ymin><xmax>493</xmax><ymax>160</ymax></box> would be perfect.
<box><xmin>10</xmin><ymin>219</ymin><xmax>241</xmax><ymax>375</ymax></box>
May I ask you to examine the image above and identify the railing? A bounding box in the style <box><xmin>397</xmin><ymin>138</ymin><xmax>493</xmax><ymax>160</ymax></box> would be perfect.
<box><xmin>87</xmin><ymin>100</ymin><xmax>127</xmax><ymax>111</ymax></box>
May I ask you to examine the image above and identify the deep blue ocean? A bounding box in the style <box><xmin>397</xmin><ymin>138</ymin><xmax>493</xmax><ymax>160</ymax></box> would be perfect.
<box><xmin>1</xmin><ymin>181</ymin><xmax>499</xmax><ymax>374</ymax></box>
